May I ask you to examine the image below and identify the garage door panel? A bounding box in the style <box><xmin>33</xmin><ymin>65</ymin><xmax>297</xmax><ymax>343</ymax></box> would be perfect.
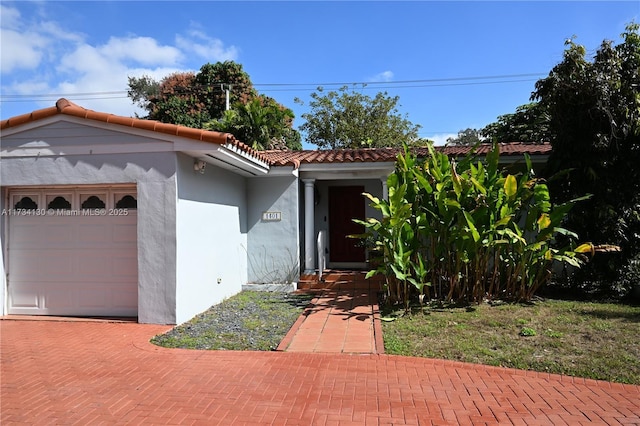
<box><xmin>45</xmin><ymin>286</ymin><xmax>76</xmax><ymax>309</ymax></box>
<box><xmin>43</xmin><ymin>252</ymin><xmax>76</xmax><ymax>275</ymax></box>
<box><xmin>7</xmin><ymin>187</ymin><xmax>138</xmax><ymax>317</ymax></box>
<box><xmin>46</xmin><ymin>223</ymin><xmax>77</xmax><ymax>245</ymax></box>
<box><xmin>76</xmin><ymin>254</ymin><xmax>110</xmax><ymax>276</ymax></box>
<box><xmin>76</xmin><ymin>288</ymin><xmax>108</xmax><ymax>308</ymax></box>
<box><xmin>112</xmin><ymin>289</ymin><xmax>138</xmax><ymax>309</ymax></box>
<box><xmin>10</xmin><ymin>251</ymin><xmax>75</xmax><ymax>280</ymax></box>
<box><xmin>112</xmin><ymin>256</ymin><xmax>137</xmax><ymax>278</ymax></box>
<box><xmin>8</xmin><ymin>221</ymin><xmax>43</xmax><ymax>247</ymax></box>
<box><xmin>8</xmin><ymin>284</ymin><xmax>41</xmax><ymax>309</ymax></box>
<box><xmin>112</xmin><ymin>223</ymin><xmax>137</xmax><ymax>243</ymax></box>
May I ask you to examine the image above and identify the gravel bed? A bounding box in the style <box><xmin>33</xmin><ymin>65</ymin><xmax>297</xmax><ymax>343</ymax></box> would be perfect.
<box><xmin>151</xmin><ymin>291</ymin><xmax>314</xmax><ymax>351</ymax></box>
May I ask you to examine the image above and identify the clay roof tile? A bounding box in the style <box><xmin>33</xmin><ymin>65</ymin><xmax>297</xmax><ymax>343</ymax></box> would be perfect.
<box><xmin>1</xmin><ymin>98</ymin><xmax>265</xmax><ymax>162</ymax></box>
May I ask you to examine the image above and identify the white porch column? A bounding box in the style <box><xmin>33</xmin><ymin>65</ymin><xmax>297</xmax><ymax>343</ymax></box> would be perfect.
<box><xmin>302</xmin><ymin>179</ymin><xmax>316</xmax><ymax>273</ymax></box>
<box><xmin>381</xmin><ymin>176</ymin><xmax>389</xmax><ymax>201</ymax></box>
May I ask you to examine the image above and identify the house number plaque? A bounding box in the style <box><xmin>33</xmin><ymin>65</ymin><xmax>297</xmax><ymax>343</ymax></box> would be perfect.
<box><xmin>262</xmin><ymin>211</ymin><xmax>282</xmax><ymax>222</ymax></box>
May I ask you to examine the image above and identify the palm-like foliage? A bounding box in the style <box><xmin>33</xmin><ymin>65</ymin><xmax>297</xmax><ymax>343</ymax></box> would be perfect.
<box><xmin>207</xmin><ymin>97</ymin><xmax>301</xmax><ymax>150</ymax></box>
<box><xmin>357</xmin><ymin>143</ymin><xmax>591</xmax><ymax>311</ymax></box>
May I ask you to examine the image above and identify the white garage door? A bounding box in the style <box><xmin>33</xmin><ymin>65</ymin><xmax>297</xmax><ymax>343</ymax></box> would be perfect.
<box><xmin>7</xmin><ymin>187</ymin><xmax>138</xmax><ymax>317</ymax></box>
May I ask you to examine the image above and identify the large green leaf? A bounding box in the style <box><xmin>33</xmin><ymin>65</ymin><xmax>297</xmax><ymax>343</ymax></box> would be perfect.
<box><xmin>504</xmin><ymin>174</ymin><xmax>518</xmax><ymax>200</ymax></box>
<box><xmin>463</xmin><ymin>211</ymin><xmax>481</xmax><ymax>243</ymax></box>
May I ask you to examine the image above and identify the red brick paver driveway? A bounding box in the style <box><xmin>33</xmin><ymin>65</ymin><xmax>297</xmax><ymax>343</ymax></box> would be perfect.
<box><xmin>2</xmin><ymin>320</ymin><xmax>639</xmax><ymax>425</ymax></box>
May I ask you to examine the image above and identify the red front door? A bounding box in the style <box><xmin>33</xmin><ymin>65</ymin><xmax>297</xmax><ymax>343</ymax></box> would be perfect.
<box><xmin>328</xmin><ymin>186</ymin><xmax>366</xmax><ymax>263</ymax></box>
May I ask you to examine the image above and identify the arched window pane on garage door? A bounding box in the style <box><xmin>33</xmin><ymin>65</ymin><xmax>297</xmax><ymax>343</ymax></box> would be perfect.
<box><xmin>81</xmin><ymin>195</ymin><xmax>106</xmax><ymax>209</ymax></box>
<box><xmin>14</xmin><ymin>196</ymin><xmax>38</xmax><ymax>210</ymax></box>
<box><xmin>47</xmin><ymin>196</ymin><xmax>71</xmax><ymax>210</ymax></box>
<box><xmin>115</xmin><ymin>194</ymin><xmax>137</xmax><ymax>209</ymax></box>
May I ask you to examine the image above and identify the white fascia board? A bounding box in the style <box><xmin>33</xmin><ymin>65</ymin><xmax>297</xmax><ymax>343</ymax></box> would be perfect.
<box><xmin>197</xmin><ymin>145</ymin><xmax>269</xmax><ymax>176</ymax></box>
<box><xmin>262</xmin><ymin>166</ymin><xmax>299</xmax><ymax>177</ymax></box>
<box><xmin>298</xmin><ymin>161</ymin><xmax>395</xmax><ymax>180</ymax></box>
<box><xmin>221</xmin><ymin>142</ymin><xmax>270</xmax><ymax>170</ymax></box>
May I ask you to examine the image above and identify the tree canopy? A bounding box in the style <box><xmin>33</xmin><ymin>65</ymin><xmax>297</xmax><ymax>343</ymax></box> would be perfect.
<box><xmin>296</xmin><ymin>86</ymin><xmax>421</xmax><ymax>149</ymax></box>
<box><xmin>127</xmin><ymin>61</ymin><xmax>301</xmax><ymax>150</ymax></box>
<box><xmin>445</xmin><ymin>128</ymin><xmax>484</xmax><ymax>146</ymax></box>
<box><xmin>447</xmin><ymin>103</ymin><xmax>552</xmax><ymax>146</ymax></box>
<box><xmin>532</xmin><ymin>23</ymin><xmax>640</xmax><ymax>295</ymax></box>
<box><xmin>481</xmin><ymin>102</ymin><xmax>552</xmax><ymax>144</ymax></box>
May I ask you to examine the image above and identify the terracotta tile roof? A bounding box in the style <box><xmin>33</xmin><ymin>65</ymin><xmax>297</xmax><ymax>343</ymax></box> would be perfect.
<box><xmin>1</xmin><ymin>99</ymin><xmax>551</xmax><ymax>169</ymax></box>
<box><xmin>263</xmin><ymin>143</ymin><xmax>551</xmax><ymax>167</ymax></box>
<box><xmin>0</xmin><ymin>98</ymin><xmax>270</xmax><ymax>164</ymax></box>
<box><xmin>262</xmin><ymin>147</ymin><xmax>400</xmax><ymax>167</ymax></box>
<box><xmin>437</xmin><ymin>142</ymin><xmax>552</xmax><ymax>157</ymax></box>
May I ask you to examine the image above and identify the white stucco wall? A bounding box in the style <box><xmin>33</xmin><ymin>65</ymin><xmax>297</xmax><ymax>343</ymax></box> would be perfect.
<box><xmin>1</xmin><ymin>121</ymin><xmax>181</xmax><ymax>324</ymax></box>
<box><xmin>174</xmin><ymin>153</ymin><xmax>248</xmax><ymax>324</ymax></box>
<box><xmin>246</xmin><ymin>174</ymin><xmax>300</xmax><ymax>284</ymax></box>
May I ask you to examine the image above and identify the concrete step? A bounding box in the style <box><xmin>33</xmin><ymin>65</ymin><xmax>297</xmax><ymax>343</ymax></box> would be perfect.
<box><xmin>298</xmin><ymin>270</ymin><xmax>384</xmax><ymax>291</ymax></box>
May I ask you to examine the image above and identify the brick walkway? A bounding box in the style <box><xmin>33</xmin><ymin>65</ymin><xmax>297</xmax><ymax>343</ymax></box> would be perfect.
<box><xmin>278</xmin><ymin>290</ymin><xmax>384</xmax><ymax>354</ymax></box>
<box><xmin>2</xmin><ymin>319</ymin><xmax>639</xmax><ymax>425</ymax></box>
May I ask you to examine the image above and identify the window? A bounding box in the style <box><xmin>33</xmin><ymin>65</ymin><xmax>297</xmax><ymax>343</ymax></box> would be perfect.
<box><xmin>47</xmin><ymin>196</ymin><xmax>71</xmax><ymax>210</ymax></box>
<box><xmin>115</xmin><ymin>194</ymin><xmax>137</xmax><ymax>209</ymax></box>
<box><xmin>14</xmin><ymin>196</ymin><xmax>38</xmax><ymax>210</ymax></box>
<box><xmin>81</xmin><ymin>195</ymin><xmax>106</xmax><ymax>209</ymax></box>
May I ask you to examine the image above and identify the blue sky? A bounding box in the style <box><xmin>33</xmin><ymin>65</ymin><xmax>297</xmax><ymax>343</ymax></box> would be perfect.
<box><xmin>1</xmin><ymin>1</ymin><xmax>638</xmax><ymax>148</ymax></box>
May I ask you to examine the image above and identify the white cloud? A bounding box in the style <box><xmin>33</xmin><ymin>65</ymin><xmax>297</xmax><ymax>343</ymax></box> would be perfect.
<box><xmin>0</xmin><ymin>4</ymin><xmax>22</xmax><ymax>30</ymax></box>
<box><xmin>175</xmin><ymin>29</ymin><xmax>238</xmax><ymax>62</ymax></box>
<box><xmin>100</xmin><ymin>36</ymin><xmax>183</xmax><ymax>66</ymax></box>
<box><xmin>0</xmin><ymin>28</ymin><xmax>49</xmax><ymax>73</ymax></box>
<box><xmin>1</xmin><ymin>4</ymin><xmax>240</xmax><ymax>118</ymax></box>
<box><xmin>368</xmin><ymin>70</ymin><xmax>394</xmax><ymax>82</ymax></box>
<box><xmin>1</xmin><ymin>5</ymin><xmax>45</xmax><ymax>73</ymax></box>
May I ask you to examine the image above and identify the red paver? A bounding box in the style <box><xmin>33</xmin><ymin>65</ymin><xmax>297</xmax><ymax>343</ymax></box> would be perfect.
<box><xmin>1</xmin><ymin>319</ymin><xmax>639</xmax><ymax>425</ymax></box>
<box><xmin>280</xmin><ymin>290</ymin><xmax>381</xmax><ymax>354</ymax></box>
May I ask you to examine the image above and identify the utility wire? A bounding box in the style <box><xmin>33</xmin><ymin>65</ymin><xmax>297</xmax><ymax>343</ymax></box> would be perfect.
<box><xmin>1</xmin><ymin>72</ymin><xmax>546</xmax><ymax>102</ymax></box>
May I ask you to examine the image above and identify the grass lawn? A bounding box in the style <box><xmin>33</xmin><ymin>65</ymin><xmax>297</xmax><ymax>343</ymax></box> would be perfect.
<box><xmin>382</xmin><ymin>299</ymin><xmax>640</xmax><ymax>385</ymax></box>
<box><xmin>151</xmin><ymin>291</ymin><xmax>314</xmax><ymax>351</ymax></box>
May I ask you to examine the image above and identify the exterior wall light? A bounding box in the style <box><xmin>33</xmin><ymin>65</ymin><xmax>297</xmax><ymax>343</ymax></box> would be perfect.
<box><xmin>194</xmin><ymin>160</ymin><xmax>206</xmax><ymax>174</ymax></box>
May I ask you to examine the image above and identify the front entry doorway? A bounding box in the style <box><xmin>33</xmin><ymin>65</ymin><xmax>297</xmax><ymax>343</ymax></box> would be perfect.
<box><xmin>328</xmin><ymin>186</ymin><xmax>366</xmax><ymax>264</ymax></box>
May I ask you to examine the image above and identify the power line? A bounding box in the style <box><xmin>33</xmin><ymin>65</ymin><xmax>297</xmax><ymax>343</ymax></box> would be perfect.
<box><xmin>253</xmin><ymin>73</ymin><xmax>546</xmax><ymax>87</ymax></box>
<box><xmin>0</xmin><ymin>72</ymin><xmax>546</xmax><ymax>103</ymax></box>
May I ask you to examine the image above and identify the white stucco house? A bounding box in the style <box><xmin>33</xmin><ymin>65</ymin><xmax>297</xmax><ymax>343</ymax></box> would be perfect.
<box><xmin>0</xmin><ymin>99</ymin><xmax>551</xmax><ymax>324</ymax></box>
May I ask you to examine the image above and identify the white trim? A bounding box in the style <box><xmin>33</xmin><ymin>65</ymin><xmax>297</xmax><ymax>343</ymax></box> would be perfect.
<box><xmin>2</xmin><ymin>115</ymin><xmax>270</xmax><ymax>174</ymax></box>
<box><xmin>298</xmin><ymin>162</ymin><xmax>396</xmax><ymax>173</ymax></box>
<box><xmin>263</xmin><ymin>166</ymin><xmax>298</xmax><ymax>177</ymax></box>
<box><xmin>297</xmin><ymin>161</ymin><xmax>396</xmax><ymax>181</ymax></box>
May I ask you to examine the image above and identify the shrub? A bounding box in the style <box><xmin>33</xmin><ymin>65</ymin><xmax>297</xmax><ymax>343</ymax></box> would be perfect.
<box><xmin>358</xmin><ymin>143</ymin><xmax>590</xmax><ymax>311</ymax></box>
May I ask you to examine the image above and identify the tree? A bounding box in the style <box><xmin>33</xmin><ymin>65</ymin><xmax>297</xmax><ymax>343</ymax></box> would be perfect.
<box><xmin>445</xmin><ymin>128</ymin><xmax>484</xmax><ymax>146</ymax></box>
<box><xmin>128</xmin><ymin>61</ymin><xmax>301</xmax><ymax>150</ymax></box>
<box><xmin>296</xmin><ymin>86</ymin><xmax>421</xmax><ymax>149</ymax></box>
<box><xmin>128</xmin><ymin>62</ymin><xmax>256</xmax><ymax>128</ymax></box>
<box><xmin>481</xmin><ymin>102</ymin><xmax>552</xmax><ymax>143</ymax></box>
<box><xmin>207</xmin><ymin>96</ymin><xmax>302</xmax><ymax>150</ymax></box>
<box><xmin>532</xmin><ymin>23</ymin><xmax>640</xmax><ymax>296</ymax></box>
